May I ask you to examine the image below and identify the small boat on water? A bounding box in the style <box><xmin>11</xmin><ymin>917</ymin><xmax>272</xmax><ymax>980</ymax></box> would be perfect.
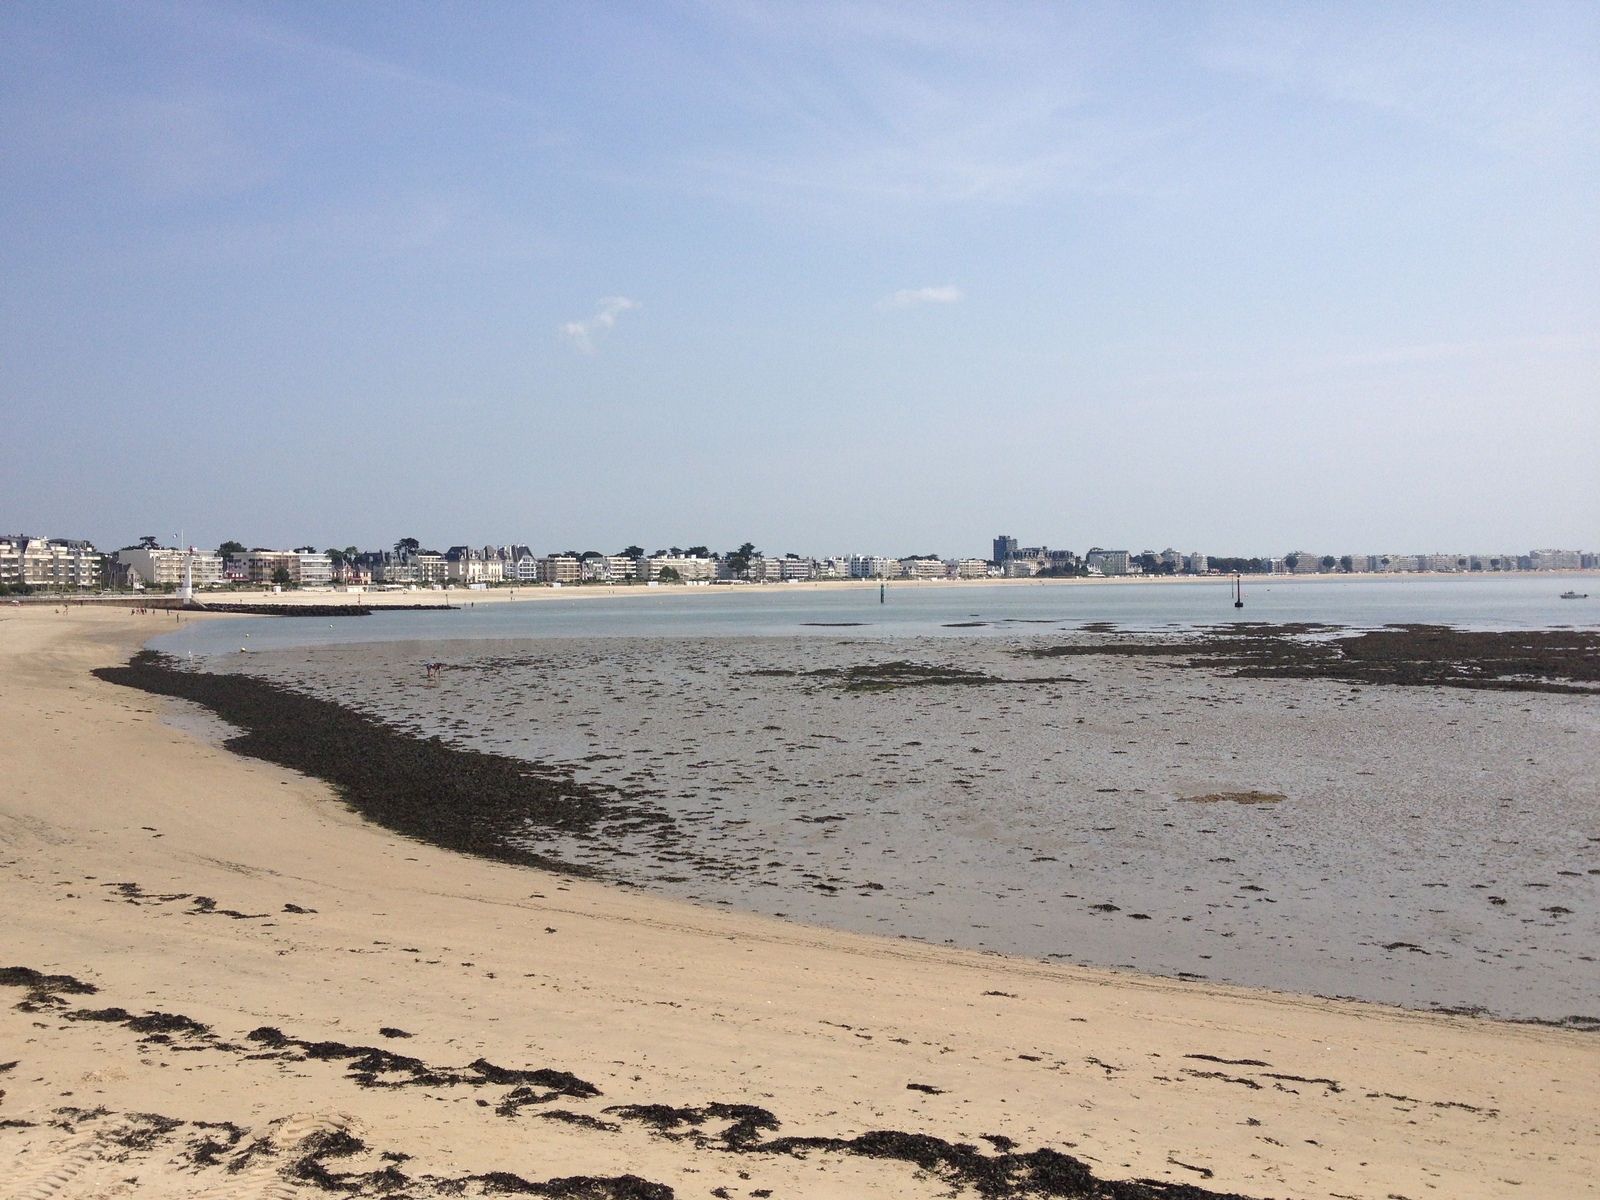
<box><xmin>1559</xmin><ymin>590</ymin><xmax>1588</xmax><ymax>599</ymax></box>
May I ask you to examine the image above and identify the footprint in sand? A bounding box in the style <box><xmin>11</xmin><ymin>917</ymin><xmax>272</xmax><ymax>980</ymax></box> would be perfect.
<box><xmin>3</xmin><ymin>1129</ymin><xmax>109</xmax><ymax>1200</ymax></box>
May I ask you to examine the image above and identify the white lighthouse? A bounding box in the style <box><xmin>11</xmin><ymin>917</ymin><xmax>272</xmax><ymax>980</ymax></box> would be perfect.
<box><xmin>176</xmin><ymin>546</ymin><xmax>195</xmax><ymax>605</ymax></box>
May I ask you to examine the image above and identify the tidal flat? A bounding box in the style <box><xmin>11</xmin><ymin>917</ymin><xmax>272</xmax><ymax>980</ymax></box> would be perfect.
<box><xmin>168</xmin><ymin>630</ymin><xmax>1600</xmax><ymax>1024</ymax></box>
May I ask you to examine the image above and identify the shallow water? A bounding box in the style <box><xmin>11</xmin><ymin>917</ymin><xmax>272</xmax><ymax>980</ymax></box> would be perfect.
<box><xmin>152</xmin><ymin>574</ymin><xmax>1600</xmax><ymax>661</ymax></box>
<box><xmin>190</xmin><ymin>623</ymin><xmax>1600</xmax><ymax>1024</ymax></box>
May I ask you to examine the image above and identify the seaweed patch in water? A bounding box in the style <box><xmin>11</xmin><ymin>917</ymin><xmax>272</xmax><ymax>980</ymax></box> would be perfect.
<box><xmin>802</xmin><ymin>660</ymin><xmax>1079</xmax><ymax>693</ymax></box>
<box><xmin>94</xmin><ymin>651</ymin><xmax>679</xmax><ymax>874</ymax></box>
<box><xmin>1028</xmin><ymin>624</ymin><xmax>1600</xmax><ymax>695</ymax></box>
<box><xmin>1179</xmin><ymin>792</ymin><xmax>1285</xmax><ymax>806</ymax></box>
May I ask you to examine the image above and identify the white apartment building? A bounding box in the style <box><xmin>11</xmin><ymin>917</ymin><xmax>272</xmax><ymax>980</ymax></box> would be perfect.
<box><xmin>848</xmin><ymin>555</ymin><xmax>894</xmax><ymax>579</ymax></box>
<box><xmin>235</xmin><ymin>550</ymin><xmax>288</xmax><ymax>584</ymax></box>
<box><xmin>1004</xmin><ymin>559</ymin><xmax>1038</xmax><ymax>577</ymax></box>
<box><xmin>539</xmin><ymin>556</ymin><xmax>581</xmax><ymax>584</ymax></box>
<box><xmin>502</xmin><ymin>546</ymin><xmax>539</xmax><ymax>582</ymax></box>
<box><xmin>778</xmin><ymin>556</ymin><xmax>812</xmax><ymax>581</ymax></box>
<box><xmin>642</xmin><ymin>555</ymin><xmax>718</xmax><ymax>582</ymax></box>
<box><xmin>602</xmin><ymin>555</ymin><xmax>639</xmax><ymax>581</ymax></box>
<box><xmin>371</xmin><ymin>556</ymin><xmax>420</xmax><ymax>585</ymax></box>
<box><xmin>1530</xmin><ymin>549</ymin><xmax>1583</xmax><ymax>570</ymax></box>
<box><xmin>899</xmin><ymin>557</ymin><xmax>946</xmax><ymax>580</ymax></box>
<box><xmin>446</xmin><ymin>547</ymin><xmax>479</xmax><ymax>583</ymax></box>
<box><xmin>232</xmin><ymin>549</ymin><xmax>316</xmax><ymax>586</ymax></box>
<box><xmin>118</xmin><ymin>546</ymin><xmax>224</xmax><ymax>589</ymax></box>
<box><xmin>950</xmin><ymin>558</ymin><xmax>989</xmax><ymax>579</ymax></box>
<box><xmin>1187</xmin><ymin>553</ymin><xmax>1208</xmax><ymax>573</ymax></box>
<box><xmin>1471</xmin><ymin>554</ymin><xmax>1519</xmax><ymax>572</ymax></box>
<box><xmin>414</xmin><ymin>553</ymin><xmax>446</xmax><ymax>585</ymax></box>
<box><xmin>480</xmin><ymin>546</ymin><xmax>510</xmax><ymax>582</ymax></box>
<box><xmin>2</xmin><ymin>537</ymin><xmax>105</xmax><ymax>589</ymax></box>
<box><xmin>296</xmin><ymin>550</ymin><xmax>332</xmax><ymax>586</ymax></box>
<box><xmin>445</xmin><ymin>546</ymin><xmax>503</xmax><ymax>584</ymax></box>
<box><xmin>580</xmin><ymin>555</ymin><xmax>638</xmax><ymax>582</ymax></box>
<box><xmin>1084</xmin><ymin>548</ymin><xmax>1130</xmax><ymax>576</ymax></box>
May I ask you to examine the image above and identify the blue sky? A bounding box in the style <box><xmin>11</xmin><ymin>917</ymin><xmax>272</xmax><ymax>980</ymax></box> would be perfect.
<box><xmin>2</xmin><ymin>1</ymin><xmax>1596</xmax><ymax>557</ymax></box>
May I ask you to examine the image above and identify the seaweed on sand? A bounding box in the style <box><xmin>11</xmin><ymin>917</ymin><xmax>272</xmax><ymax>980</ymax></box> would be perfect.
<box><xmin>1027</xmin><ymin>624</ymin><xmax>1600</xmax><ymax>695</ymax></box>
<box><xmin>0</xmin><ymin>966</ymin><xmax>98</xmax><ymax>1011</ymax></box>
<box><xmin>11</xmin><ymin>961</ymin><xmax>1262</xmax><ymax>1200</ymax></box>
<box><xmin>94</xmin><ymin>651</ymin><xmax>678</xmax><ymax>873</ymax></box>
<box><xmin>601</xmin><ymin>1104</ymin><xmax>1257</xmax><ymax>1199</ymax></box>
<box><xmin>799</xmin><ymin>661</ymin><xmax>1079</xmax><ymax>693</ymax></box>
<box><xmin>242</xmin><ymin>1028</ymin><xmax>604</xmax><ymax>1097</ymax></box>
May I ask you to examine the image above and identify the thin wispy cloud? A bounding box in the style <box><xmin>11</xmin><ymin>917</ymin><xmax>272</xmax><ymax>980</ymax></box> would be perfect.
<box><xmin>877</xmin><ymin>285</ymin><xmax>963</xmax><ymax>311</ymax></box>
<box><xmin>676</xmin><ymin>2</ymin><xmax>1132</xmax><ymax>210</ymax></box>
<box><xmin>165</xmin><ymin>1</ymin><xmax>542</xmax><ymax>119</ymax></box>
<box><xmin>560</xmin><ymin>296</ymin><xmax>635</xmax><ymax>354</ymax></box>
<box><xmin>1199</xmin><ymin>8</ymin><xmax>1600</xmax><ymax>157</ymax></box>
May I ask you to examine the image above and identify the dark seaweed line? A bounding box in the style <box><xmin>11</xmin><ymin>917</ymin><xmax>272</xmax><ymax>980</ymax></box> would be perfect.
<box><xmin>597</xmin><ymin>1104</ymin><xmax>1256</xmax><ymax>1200</ymax></box>
<box><xmin>746</xmin><ymin>661</ymin><xmax>1082</xmax><ymax>691</ymax></box>
<box><xmin>93</xmin><ymin>651</ymin><xmax>680</xmax><ymax>876</ymax></box>
<box><xmin>1027</xmin><ymin>625</ymin><xmax>1600</xmax><ymax>695</ymax></box>
<box><xmin>3</xmin><ymin>966</ymin><xmax>1262</xmax><ymax>1200</ymax></box>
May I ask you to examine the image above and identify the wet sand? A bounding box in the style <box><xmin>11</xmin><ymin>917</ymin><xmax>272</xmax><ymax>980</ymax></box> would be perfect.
<box><xmin>203</xmin><ymin>633</ymin><xmax>1600</xmax><ymax>1023</ymax></box>
<box><xmin>2</xmin><ymin>606</ymin><xmax>1598</xmax><ymax>1199</ymax></box>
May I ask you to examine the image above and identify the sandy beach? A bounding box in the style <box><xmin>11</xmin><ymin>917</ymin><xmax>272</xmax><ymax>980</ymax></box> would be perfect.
<box><xmin>2</xmin><ymin>605</ymin><xmax>1598</xmax><ymax>1199</ymax></box>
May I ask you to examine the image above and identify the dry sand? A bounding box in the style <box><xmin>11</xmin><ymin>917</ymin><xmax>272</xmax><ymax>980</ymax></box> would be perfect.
<box><xmin>1</xmin><ymin>605</ymin><xmax>1596</xmax><ymax>1199</ymax></box>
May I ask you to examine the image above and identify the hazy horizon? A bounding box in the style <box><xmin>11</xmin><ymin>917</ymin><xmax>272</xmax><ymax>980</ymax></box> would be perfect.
<box><xmin>3</xmin><ymin>2</ymin><xmax>1596</xmax><ymax>559</ymax></box>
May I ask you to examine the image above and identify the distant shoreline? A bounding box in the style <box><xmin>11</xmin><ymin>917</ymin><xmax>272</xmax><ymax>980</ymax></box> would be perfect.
<box><xmin>27</xmin><ymin>568</ymin><xmax>1598</xmax><ymax>610</ymax></box>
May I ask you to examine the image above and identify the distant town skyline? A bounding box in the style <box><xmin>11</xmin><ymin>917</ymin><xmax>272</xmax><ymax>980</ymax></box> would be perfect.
<box><xmin>5</xmin><ymin>529</ymin><xmax>1594</xmax><ymax>596</ymax></box>
<box><xmin>2</xmin><ymin>3</ymin><xmax>1595</xmax><ymax>552</ymax></box>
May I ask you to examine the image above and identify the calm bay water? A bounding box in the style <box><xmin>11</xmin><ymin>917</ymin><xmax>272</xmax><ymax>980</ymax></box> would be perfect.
<box><xmin>154</xmin><ymin>574</ymin><xmax>1598</xmax><ymax>659</ymax></box>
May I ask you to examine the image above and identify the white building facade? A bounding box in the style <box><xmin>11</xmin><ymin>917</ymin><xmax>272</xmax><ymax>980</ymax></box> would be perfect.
<box><xmin>118</xmin><ymin>546</ymin><xmax>223</xmax><ymax>589</ymax></box>
<box><xmin>2</xmin><ymin>537</ymin><xmax>105</xmax><ymax>589</ymax></box>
